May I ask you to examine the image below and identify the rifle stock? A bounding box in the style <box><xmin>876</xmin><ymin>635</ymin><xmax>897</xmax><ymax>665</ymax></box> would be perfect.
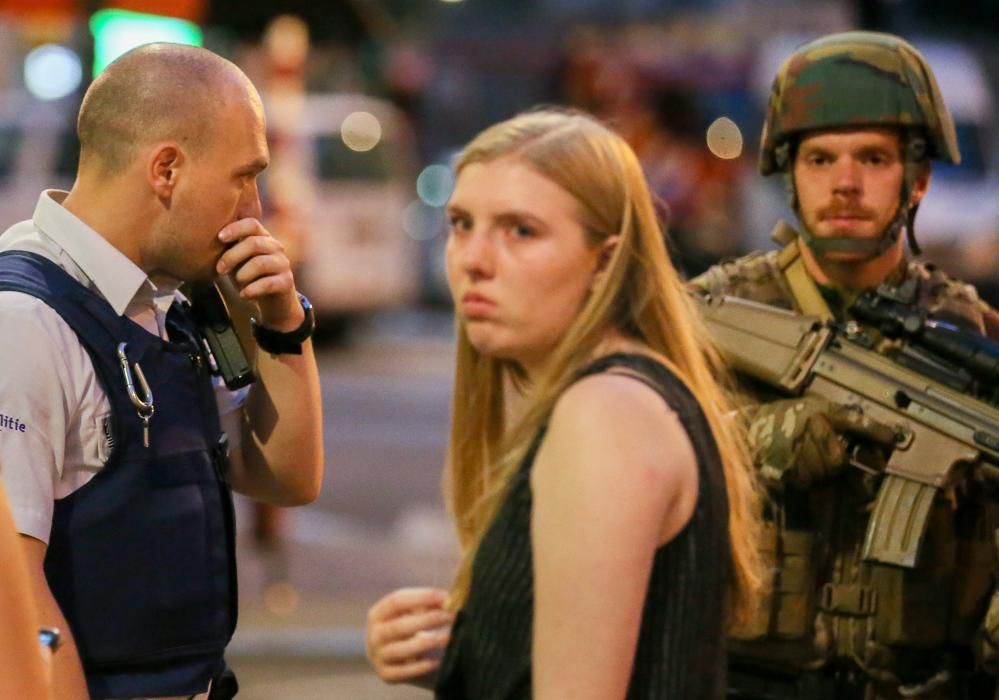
<box><xmin>695</xmin><ymin>294</ymin><xmax>999</xmax><ymax>568</ymax></box>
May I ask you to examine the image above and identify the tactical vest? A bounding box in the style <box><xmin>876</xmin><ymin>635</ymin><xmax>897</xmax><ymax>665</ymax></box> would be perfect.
<box><xmin>0</xmin><ymin>251</ymin><xmax>237</xmax><ymax>700</ymax></box>
<box><xmin>692</xmin><ymin>225</ymin><xmax>999</xmax><ymax>697</ymax></box>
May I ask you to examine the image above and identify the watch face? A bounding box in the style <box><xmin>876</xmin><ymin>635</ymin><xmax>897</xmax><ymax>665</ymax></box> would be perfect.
<box><xmin>297</xmin><ymin>293</ymin><xmax>317</xmax><ymax>338</ymax></box>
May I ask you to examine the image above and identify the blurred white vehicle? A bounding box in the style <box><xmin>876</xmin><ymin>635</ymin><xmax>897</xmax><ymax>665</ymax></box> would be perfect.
<box><xmin>903</xmin><ymin>42</ymin><xmax>999</xmax><ymax>246</ymax></box>
<box><xmin>271</xmin><ymin>93</ymin><xmax>421</xmax><ymax>317</ymax></box>
<box><xmin>0</xmin><ymin>91</ymin><xmax>77</xmax><ymax>228</ymax></box>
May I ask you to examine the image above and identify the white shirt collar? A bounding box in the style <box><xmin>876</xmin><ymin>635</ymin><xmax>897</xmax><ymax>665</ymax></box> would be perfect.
<box><xmin>31</xmin><ymin>190</ymin><xmax>179</xmax><ymax>316</ymax></box>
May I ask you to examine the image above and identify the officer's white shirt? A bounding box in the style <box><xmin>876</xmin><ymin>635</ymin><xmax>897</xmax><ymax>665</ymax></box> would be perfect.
<box><xmin>0</xmin><ymin>190</ymin><xmax>244</xmax><ymax>700</ymax></box>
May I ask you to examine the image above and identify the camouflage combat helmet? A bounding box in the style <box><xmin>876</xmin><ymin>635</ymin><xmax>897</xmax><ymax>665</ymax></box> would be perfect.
<box><xmin>759</xmin><ymin>31</ymin><xmax>961</xmax><ymax>257</ymax></box>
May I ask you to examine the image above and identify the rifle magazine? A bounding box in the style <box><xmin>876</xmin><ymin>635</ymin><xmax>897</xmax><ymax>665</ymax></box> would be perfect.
<box><xmin>862</xmin><ymin>475</ymin><xmax>936</xmax><ymax>568</ymax></box>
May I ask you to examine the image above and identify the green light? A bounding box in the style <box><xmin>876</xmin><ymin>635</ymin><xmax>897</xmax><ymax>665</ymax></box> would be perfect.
<box><xmin>90</xmin><ymin>9</ymin><xmax>203</xmax><ymax>77</ymax></box>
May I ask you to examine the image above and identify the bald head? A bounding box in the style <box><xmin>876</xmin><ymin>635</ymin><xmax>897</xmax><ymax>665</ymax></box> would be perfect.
<box><xmin>77</xmin><ymin>43</ymin><xmax>260</xmax><ymax>176</ymax></box>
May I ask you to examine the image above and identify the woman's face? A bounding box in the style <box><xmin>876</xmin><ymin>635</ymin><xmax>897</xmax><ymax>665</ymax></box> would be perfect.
<box><xmin>445</xmin><ymin>156</ymin><xmax>606</xmax><ymax>377</ymax></box>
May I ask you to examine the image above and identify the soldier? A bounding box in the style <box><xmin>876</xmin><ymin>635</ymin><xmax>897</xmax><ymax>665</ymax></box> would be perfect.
<box><xmin>692</xmin><ymin>31</ymin><xmax>999</xmax><ymax>699</ymax></box>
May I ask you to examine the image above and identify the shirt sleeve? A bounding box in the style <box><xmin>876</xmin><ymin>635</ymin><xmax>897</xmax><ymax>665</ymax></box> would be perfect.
<box><xmin>213</xmin><ymin>376</ymin><xmax>248</xmax><ymax>451</ymax></box>
<box><xmin>0</xmin><ymin>292</ymin><xmax>79</xmax><ymax>543</ymax></box>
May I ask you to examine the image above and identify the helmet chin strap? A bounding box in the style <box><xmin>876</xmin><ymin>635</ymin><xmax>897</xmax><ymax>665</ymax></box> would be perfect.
<box><xmin>794</xmin><ymin>200</ymin><xmax>908</xmax><ymax>258</ymax></box>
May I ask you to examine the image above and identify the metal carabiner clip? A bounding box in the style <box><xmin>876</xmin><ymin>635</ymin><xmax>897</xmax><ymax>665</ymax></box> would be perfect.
<box><xmin>117</xmin><ymin>342</ymin><xmax>155</xmax><ymax>447</ymax></box>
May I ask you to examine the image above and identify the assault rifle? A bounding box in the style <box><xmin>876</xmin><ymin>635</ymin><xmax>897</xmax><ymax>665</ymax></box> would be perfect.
<box><xmin>695</xmin><ymin>292</ymin><xmax>999</xmax><ymax>569</ymax></box>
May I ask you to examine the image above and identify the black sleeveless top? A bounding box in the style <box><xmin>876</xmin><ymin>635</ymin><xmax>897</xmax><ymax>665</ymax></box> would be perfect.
<box><xmin>435</xmin><ymin>353</ymin><xmax>731</xmax><ymax>699</ymax></box>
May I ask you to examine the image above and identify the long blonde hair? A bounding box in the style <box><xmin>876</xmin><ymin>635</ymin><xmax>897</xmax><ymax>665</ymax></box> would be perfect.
<box><xmin>445</xmin><ymin>108</ymin><xmax>763</xmax><ymax>629</ymax></box>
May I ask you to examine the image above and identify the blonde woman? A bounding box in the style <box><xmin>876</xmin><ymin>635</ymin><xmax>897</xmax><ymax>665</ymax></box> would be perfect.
<box><xmin>366</xmin><ymin>109</ymin><xmax>762</xmax><ymax>699</ymax></box>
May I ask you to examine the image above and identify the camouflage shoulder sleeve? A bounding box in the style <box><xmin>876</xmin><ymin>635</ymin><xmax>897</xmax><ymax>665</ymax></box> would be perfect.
<box><xmin>909</xmin><ymin>260</ymin><xmax>999</xmax><ymax>338</ymax></box>
<box><xmin>690</xmin><ymin>250</ymin><xmax>795</xmax><ymax>309</ymax></box>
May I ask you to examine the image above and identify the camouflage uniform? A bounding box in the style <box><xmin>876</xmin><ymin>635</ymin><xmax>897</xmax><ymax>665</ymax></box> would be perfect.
<box><xmin>694</xmin><ymin>224</ymin><xmax>999</xmax><ymax>338</ymax></box>
<box><xmin>694</xmin><ymin>227</ymin><xmax>999</xmax><ymax>700</ymax></box>
<box><xmin>692</xmin><ymin>32</ymin><xmax>999</xmax><ymax>700</ymax></box>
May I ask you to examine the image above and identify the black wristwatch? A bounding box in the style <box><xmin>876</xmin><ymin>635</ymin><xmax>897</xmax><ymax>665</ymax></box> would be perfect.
<box><xmin>251</xmin><ymin>293</ymin><xmax>315</xmax><ymax>355</ymax></box>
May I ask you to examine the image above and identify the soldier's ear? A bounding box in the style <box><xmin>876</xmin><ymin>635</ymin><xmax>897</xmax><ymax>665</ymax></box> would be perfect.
<box><xmin>911</xmin><ymin>162</ymin><xmax>931</xmax><ymax>206</ymax></box>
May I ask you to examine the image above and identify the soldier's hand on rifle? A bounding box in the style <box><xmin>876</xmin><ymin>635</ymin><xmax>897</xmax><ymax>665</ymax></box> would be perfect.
<box><xmin>746</xmin><ymin>397</ymin><xmax>896</xmax><ymax>490</ymax></box>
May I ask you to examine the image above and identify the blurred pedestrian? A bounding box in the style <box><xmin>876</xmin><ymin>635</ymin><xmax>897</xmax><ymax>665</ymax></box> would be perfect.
<box><xmin>366</xmin><ymin>108</ymin><xmax>763</xmax><ymax>698</ymax></box>
<box><xmin>0</xmin><ymin>479</ymin><xmax>51</xmax><ymax>700</ymax></box>
<box><xmin>0</xmin><ymin>43</ymin><xmax>324</xmax><ymax>699</ymax></box>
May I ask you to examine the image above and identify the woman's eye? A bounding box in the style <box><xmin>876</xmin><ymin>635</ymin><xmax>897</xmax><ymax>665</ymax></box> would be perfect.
<box><xmin>512</xmin><ymin>224</ymin><xmax>534</xmax><ymax>238</ymax></box>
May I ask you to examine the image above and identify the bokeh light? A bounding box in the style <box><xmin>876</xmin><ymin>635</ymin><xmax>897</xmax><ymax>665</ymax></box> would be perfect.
<box><xmin>403</xmin><ymin>200</ymin><xmax>446</xmax><ymax>241</ymax></box>
<box><xmin>90</xmin><ymin>9</ymin><xmax>203</xmax><ymax>77</ymax></box>
<box><xmin>416</xmin><ymin>164</ymin><xmax>455</xmax><ymax>207</ymax></box>
<box><xmin>706</xmin><ymin>117</ymin><xmax>743</xmax><ymax>160</ymax></box>
<box><xmin>341</xmin><ymin>111</ymin><xmax>382</xmax><ymax>152</ymax></box>
<box><xmin>24</xmin><ymin>45</ymin><xmax>82</xmax><ymax>101</ymax></box>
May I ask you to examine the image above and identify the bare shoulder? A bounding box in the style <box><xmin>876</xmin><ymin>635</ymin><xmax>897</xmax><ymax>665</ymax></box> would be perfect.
<box><xmin>551</xmin><ymin>371</ymin><xmax>676</xmax><ymax>431</ymax></box>
<box><xmin>534</xmin><ymin>368</ymin><xmax>700</xmax><ymax>544</ymax></box>
<box><xmin>542</xmin><ymin>370</ymin><xmax>697</xmax><ymax>489</ymax></box>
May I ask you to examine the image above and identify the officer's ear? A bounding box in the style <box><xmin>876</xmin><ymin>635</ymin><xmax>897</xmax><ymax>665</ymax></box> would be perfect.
<box><xmin>910</xmin><ymin>161</ymin><xmax>932</xmax><ymax>207</ymax></box>
<box><xmin>147</xmin><ymin>142</ymin><xmax>184</xmax><ymax>199</ymax></box>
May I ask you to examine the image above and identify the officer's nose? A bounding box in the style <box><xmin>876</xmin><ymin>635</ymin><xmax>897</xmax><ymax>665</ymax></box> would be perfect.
<box><xmin>238</xmin><ymin>179</ymin><xmax>263</xmax><ymax>221</ymax></box>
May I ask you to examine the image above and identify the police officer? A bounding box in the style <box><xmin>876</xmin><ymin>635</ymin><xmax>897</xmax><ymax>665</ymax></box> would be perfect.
<box><xmin>693</xmin><ymin>31</ymin><xmax>999</xmax><ymax>699</ymax></box>
<box><xmin>0</xmin><ymin>44</ymin><xmax>324</xmax><ymax>699</ymax></box>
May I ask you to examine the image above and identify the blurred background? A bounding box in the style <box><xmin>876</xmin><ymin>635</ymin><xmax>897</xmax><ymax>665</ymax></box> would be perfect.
<box><xmin>0</xmin><ymin>0</ymin><xmax>996</xmax><ymax>696</ymax></box>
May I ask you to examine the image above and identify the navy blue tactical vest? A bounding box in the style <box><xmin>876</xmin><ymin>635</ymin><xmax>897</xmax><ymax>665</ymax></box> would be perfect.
<box><xmin>0</xmin><ymin>251</ymin><xmax>237</xmax><ymax>699</ymax></box>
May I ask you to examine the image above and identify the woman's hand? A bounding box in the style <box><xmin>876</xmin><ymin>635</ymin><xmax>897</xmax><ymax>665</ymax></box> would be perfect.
<box><xmin>366</xmin><ymin>587</ymin><xmax>454</xmax><ymax>687</ymax></box>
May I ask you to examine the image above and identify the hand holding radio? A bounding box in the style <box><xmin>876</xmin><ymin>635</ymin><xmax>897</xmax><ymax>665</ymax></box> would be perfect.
<box><xmin>216</xmin><ymin>217</ymin><xmax>303</xmax><ymax>332</ymax></box>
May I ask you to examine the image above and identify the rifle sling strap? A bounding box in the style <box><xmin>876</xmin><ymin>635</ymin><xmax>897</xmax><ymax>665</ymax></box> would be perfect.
<box><xmin>776</xmin><ymin>238</ymin><xmax>835</xmax><ymax>322</ymax></box>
